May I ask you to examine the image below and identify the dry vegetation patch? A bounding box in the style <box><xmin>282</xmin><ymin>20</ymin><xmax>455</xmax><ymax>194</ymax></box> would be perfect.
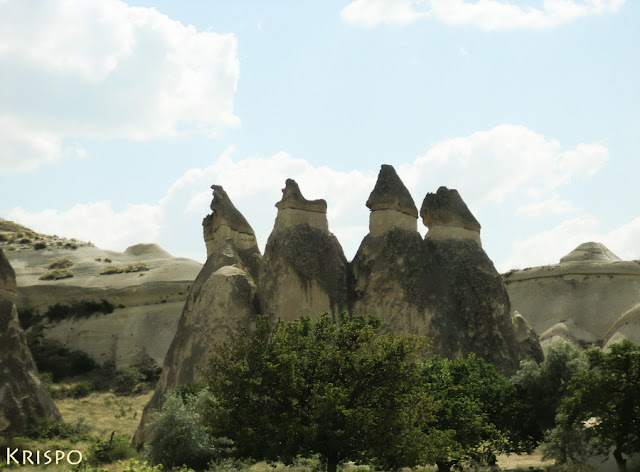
<box><xmin>39</xmin><ymin>268</ymin><xmax>74</xmax><ymax>280</ymax></box>
<box><xmin>100</xmin><ymin>262</ymin><xmax>150</xmax><ymax>275</ymax></box>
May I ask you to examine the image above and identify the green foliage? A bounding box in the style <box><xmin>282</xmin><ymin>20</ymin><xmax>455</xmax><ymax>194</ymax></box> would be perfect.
<box><xmin>420</xmin><ymin>354</ymin><xmax>523</xmax><ymax>471</ymax></box>
<box><xmin>540</xmin><ymin>421</ymin><xmax>597</xmax><ymax>467</ymax></box>
<box><xmin>114</xmin><ymin>367</ymin><xmax>145</xmax><ymax>395</ymax></box>
<box><xmin>132</xmin><ymin>353</ymin><xmax>162</xmax><ymax>383</ymax></box>
<box><xmin>25</xmin><ymin>417</ymin><xmax>89</xmax><ymax>440</ymax></box>
<box><xmin>33</xmin><ymin>241</ymin><xmax>47</xmax><ymax>250</ymax></box>
<box><xmin>87</xmin><ymin>433</ymin><xmax>135</xmax><ymax>465</ymax></box>
<box><xmin>205</xmin><ymin>313</ymin><xmax>434</xmax><ymax>472</ymax></box>
<box><xmin>511</xmin><ymin>340</ymin><xmax>588</xmax><ymax>442</ymax></box>
<box><xmin>147</xmin><ymin>390</ymin><xmax>230</xmax><ymax>470</ymax></box>
<box><xmin>17</xmin><ymin>307</ymin><xmax>43</xmax><ymax>330</ymax></box>
<box><xmin>30</xmin><ymin>341</ymin><xmax>98</xmax><ymax>381</ymax></box>
<box><xmin>558</xmin><ymin>340</ymin><xmax>640</xmax><ymax>468</ymax></box>
<box><xmin>39</xmin><ymin>268</ymin><xmax>74</xmax><ymax>280</ymax></box>
<box><xmin>44</xmin><ymin>299</ymin><xmax>115</xmax><ymax>322</ymax></box>
<box><xmin>48</xmin><ymin>257</ymin><xmax>74</xmax><ymax>269</ymax></box>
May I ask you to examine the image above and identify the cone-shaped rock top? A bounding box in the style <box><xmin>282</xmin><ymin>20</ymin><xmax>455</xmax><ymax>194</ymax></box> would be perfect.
<box><xmin>559</xmin><ymin>242</ymin><xmax>622</xmax><ymax>264</ymax></box>
<box><xmin>275</xmin><ymin>179</ymin><xmax>327</xmax><ymax>213</ymax></box>
<box><xmin>209</xmin><ymin>185</ymin><xmax>255</xmax><ymax>235</ymax></box>
<box><xmin>366</xmin><ymin>165</ymin><xmax>418</xmax><ymax>217</ymax></box>
<box><xmin>420</xmin><ymin>186</ymin><xmax>480</xmax><ymax>231</ymax></box>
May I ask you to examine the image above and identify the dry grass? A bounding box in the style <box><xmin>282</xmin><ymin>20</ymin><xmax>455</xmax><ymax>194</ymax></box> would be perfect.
<box><xmin>100</xmin><ymin>262</ymin><xmax>150</xmax><ymax>276</ymax></box>
<box><xmin>39</xmin><ymin>268</ymin><xmax>74</xmax><ymax>280</ymax></box>
<box><xmin>48</xmin><ymin>257</ymin><xmax>74</xmax><ymax>270</ymax></box>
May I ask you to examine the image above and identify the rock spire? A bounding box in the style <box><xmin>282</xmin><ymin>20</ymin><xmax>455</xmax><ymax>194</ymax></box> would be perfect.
<box><xmin>366</xmin><ymin>165</ymin><xmax>418</xmax><ymax>235</ymax></box>
<box><xmin>421</xmin><ymin>186</ymin><xmax>481</xmax><ymax>246</ymax></box>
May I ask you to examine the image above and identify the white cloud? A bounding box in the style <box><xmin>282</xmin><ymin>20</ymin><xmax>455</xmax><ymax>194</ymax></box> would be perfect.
<box><xmin>0</xmin><ymin>0</ymin><xmax>239</xmax><ymax>172</ymax></box>
<box><xmin>399</xmin><ymin>124</ymin><xmax>608</xmax><ymax>206</ymax></box>
<box><xmin>7</xmin><ymin>202</ymin><xmax>163</xmax><ymax>251</ymax></box>
<box><xmin>5</xmin><ymin>125</ymin><xmax>617</xmax><ymax>267</ymax></box>
<box><xmin>501</xmin><ymin>215</ymin><xmax>640</xmax><ymax>272</ymax></box>
<box><xmin>341</xmin><ymin>0</ymin><xmax>430</xmax><ymax>28</ymax></box>
<box><xmin>341</xmin><ymin>0</ymin><xmax>627</xmax><ymax>30</ymax></box>
<box><xmin>517</xmin><ymin>193</ymin><xmax>580</xmax><ymax>217</ymax></box>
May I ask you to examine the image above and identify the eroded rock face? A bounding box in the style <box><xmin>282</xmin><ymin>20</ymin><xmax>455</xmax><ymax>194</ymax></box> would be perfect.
<box><xmin>133</xmin><ymin>241</ymin><xmax>259</xmax><ymax>446</ymax></box>
<box><xmin>512</xmin><ymin>312</ymin><xmax>545</xmax><ymax>364</ymax></box>
<box><xmin>203</xmin><ymin>185</ymin><xmax>261</xmax><ymax>278</ymax></box>
<box><xmin>504</xmin><ymin>242</ymin><xmax>640</xmax><ymax>351</ymax></box>
<box><xmin>366</xmin><ymin>165</ymin><xmax>418</xmax><ymax>235</ymax></box>
<box><xmin>259</xmin><ymin>179</ymin><xmax>349</xmax><ymax>321</ymax></box>
<box><xmin>354</xmin><ymin>167</ymin><xmax>526</xmax><ymax>375</ymax></box>
<box><xmin>0</xmin><ymin>249</ymin><xmax>60</xmax><ymax>436</ymax></box>
<box><xmin>421</xmin><ymin>186</ymin><xmax>482</xmax><ymax>246</ymax></box>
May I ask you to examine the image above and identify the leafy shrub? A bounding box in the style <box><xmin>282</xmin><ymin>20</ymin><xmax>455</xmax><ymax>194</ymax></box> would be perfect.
<box><xmin>18</xmin><ymin>307</ymin><xmax>43</xmax><ymax>330</ymax></box>
<box><xmin>48</xmin><ymin>257</ymin><xmax>74</xmax><ymax>269</ymax></box>
<box><xmin>114</xmin><ymin>367</ymin><xmax>145</xmax><ymax>395</ymax></box>
<box><xmin>44</xmin><ymin>299</ymin><xmax>115</xmax><ymax>322</ymax></box>
<box><xmin>88</xmin><ymin>433</ymin><xmax>135</xmax><ymax>465</ymax></box>
<box><xmin>30</xmin><ymin>341</ymin><xmax>97</xmax><ymax>381</ymax></box>
<box><xmin>33</xmin><ymin>241</ymin><xmax>47</xmax><ymax>250</ymax></box>
<box><xmin>26</xmin><ymin>417</ymin><xmax>89</xmax><ymax>440</ymax></box>
<box><xmin>132</xmin><ymin>353</ymin><xmax>162</xmax><ymax>383</ymax></box>
<box><xmin>147</xmin><ymin>391</ymin><xmax>231</xmax><ymax>470</ymax></box>
<box><xmin>39</xmin><ymin>268</ymin><xmax>74</xmax><ymax>280</ymax></box>
<box><xmin>19</xmin><ymin>237</ymin><xmax>32</xmax><ymax>244</ymax></box>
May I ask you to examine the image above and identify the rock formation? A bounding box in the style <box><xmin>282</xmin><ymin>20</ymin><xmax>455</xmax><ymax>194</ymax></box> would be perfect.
<box><xmin>4</xmin><ymin>238</ymin><xmax>202</xmax><ymax>370</ymax></box>
<box><xmin>511</xmin><ymin>312</ymin><xmax>545</xmax><ymax>364</ymax></box>
<box><xmin>135</xmin><ymin>169</ymin><xmax>536</xmax><ymax>445</ymax></box>
<box><xmin>203</xmin><ymin>185</ymin><xmax>261</xmax><ymax>278</ymax></box>
<box><xmin>0</xmin><ymin>249</ymin><xmax>60</xmax><ymax>437</ymax></box>
<box><xmin>353</xmin><ymin>172</ymin><xmax>526</xmax><ymax>375</ymax></box>
<box><xmin>420</xmin><ymin>186</ymin><xmax>482</xmax><ymax>247</ymax></box>
<box><xmin>366</xmin><ymin>164</ymin><xmax>418</xmax><ymax>235</ymax></box>
<box><xmin>133</xmin><ymin>187</ymin><xmax>260</xmax><ymax>445</ymax></box>
<box><xmin>504</xmin><ymin>242</ymin><xmax>640</xmax><ymax>350</ymax></box>
<box><xmin>259</xmin><ymin>179</ymin><xmax>350</xmax><ymax>322</ymax></box>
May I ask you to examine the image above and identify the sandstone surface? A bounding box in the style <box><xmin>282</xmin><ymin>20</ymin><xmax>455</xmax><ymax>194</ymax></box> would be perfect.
<box><xmin>1</xmin><ymin>219</ymin><xmax>202</xmax><ymax>369</ymax></box>
<box><xmin>134</xmin><ymin>189</ymin><xmax>261</xmax><ymax>446</ymax></box>
<box><xmin>421</xmin><ymin>186</ymin><xmax>482</xmax><ymax>246</ymax></box>
<box><xmin>353</xmin><ymin>167</ymin><xmax>527</xmax><ymax>375</ymax></box>
<box><xmin>0</xmin><ymin>249</ymin><xmax>60</xmax><ymax>436</ymax></box>
<box><xmin>259</xmin><ymin>179</ymin><xmax>349</xmax><ymax>321</ymax></box>
<box><xmin>504</xmin><ymin>242</ymin><xmax>640</xmax><ymax>350</ymax></box>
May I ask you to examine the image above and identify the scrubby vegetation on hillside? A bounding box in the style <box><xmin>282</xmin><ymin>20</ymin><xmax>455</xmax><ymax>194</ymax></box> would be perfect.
<box><xmin>100</xmin><ymin>262</ymin><xmax>150</xmax><ymax>275</ymax></box>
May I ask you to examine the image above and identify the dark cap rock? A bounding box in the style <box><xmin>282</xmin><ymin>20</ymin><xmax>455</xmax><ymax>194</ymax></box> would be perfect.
<box><xmin>366</xmin><ymin>165</ymin><xmax>418</xmax><ymax>217</ymax></box>
<box><xmin>420</xmin><ymin>186</ymin><xmax>480</xmax><ymax>232</ymax></box>
<box><xmin>209</xmin><ymin>185</ymin><xmax>255</xmax><ymax>235</ymax></box>
<box><xmin>275</xmin><ymin>179</ymin><xmax>327</xmax><ymax>213</ymax></box>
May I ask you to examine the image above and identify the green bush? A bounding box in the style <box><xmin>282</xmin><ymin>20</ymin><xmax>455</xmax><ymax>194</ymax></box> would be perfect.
<box><xmin>114</xmin><ymin>367</ymin><xmax>145</xmax><ymax>395</ymax></box>
<box><xmin>44</xmin><ymin>299</ymin><xmax>115</xmax><ymax>322</ymax></box>
<box><xmin>33</xmin><ymin>241</ymin><xmax>47</xmax><ymax>250</ymax></box>
<box><xmin>132</xmin><ymin>353</ymin><xmax>162</xmax><ymax>383</ymax></box>
<box><xmin>147</xmin><ymin>391</ymin><xmax>231</xmax><ymax>470</ymax></box>
<box><xmin>30</xmin><ymin>341</ymin><xmax>97</xmax><ymax>381</ymax></box>
<box><xmin>26</xmin><ymin>417</ymin><xmax>89</xmax><ymax>440</ymax></box>
<box><xmin>87</xmin><ymin>433</ymin><xmax>135</xmax><ymax>465</ymax></box>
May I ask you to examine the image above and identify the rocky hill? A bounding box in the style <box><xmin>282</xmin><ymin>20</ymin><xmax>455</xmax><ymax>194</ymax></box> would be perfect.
<box><xmin>1</xmin><ymin>248</ymin><xmax>60</xmax><ymax>436</ymax></box>
<box><xmin>0</xmin><ymin>218</ymin><xmax>202</xmax><ymax>370</ymax></box>
<box><xmin>133</xmin><ymin>165</ymin><xmax>535</xmax><ymax>445</ymax></box>
<box><xmin>503</xmin><ymin>242</ymin><xmax>640</xmax><ymax>350</ymax></box>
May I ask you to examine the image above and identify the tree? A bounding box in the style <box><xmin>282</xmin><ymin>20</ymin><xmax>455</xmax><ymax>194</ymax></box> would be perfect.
<box><xmin>420</xmin><ymin>355</ymin><xmax>524</xmax><ymax>472</ymax></box>
<box><xmin>511</xmin><ymin>340</ymin><xmax>588</xmax><ymax>443</ymax></box>
<box><xmin>558</xmin><ymin>340</ymin><xmax>640</xmax><ymax>472</ymax></box>
<box><xmin>147</xmin><ymin>389</ymin><xmax>231</xmax><ymax>470</ymax></box>
<box><xmin>204</xmin><ymin>313</ymin><xmax>436</xmax><ymax>472</ymax></box>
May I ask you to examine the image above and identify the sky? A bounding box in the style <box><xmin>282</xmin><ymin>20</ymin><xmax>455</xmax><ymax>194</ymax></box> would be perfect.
<box><xmin>0</xmin><ymin>0</ymin><xmax>638</xmax><ymax>272</ymax></box>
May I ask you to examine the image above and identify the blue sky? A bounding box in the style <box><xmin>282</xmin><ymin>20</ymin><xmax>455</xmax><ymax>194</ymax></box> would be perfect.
<box><xmin>1</xmin><ymin>0</ymin><xmax>638</xmax><ymax>272</ymax></box>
